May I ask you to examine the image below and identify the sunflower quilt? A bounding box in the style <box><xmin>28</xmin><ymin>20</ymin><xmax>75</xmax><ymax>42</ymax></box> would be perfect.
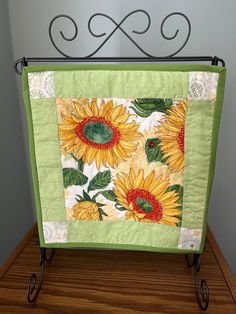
<box><xmin>22</xmin><ymin>64</ymin><xmax>226</xmax><ymax>253</ymax></box>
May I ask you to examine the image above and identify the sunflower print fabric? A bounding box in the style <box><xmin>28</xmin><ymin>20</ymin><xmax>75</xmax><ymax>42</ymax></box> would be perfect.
<box><xmin>156</xmin><ymin>100</ymin><xmax>187</xmax><ymax>172</ymax></box>
<box><xmin>58</xmin><ymin>98</ymin><xmax>141</xmax><ymax>169</ymax></box>
<box><xmin>114</xmin><ymin>168</ymin><xmax>181</xmax><ymax>226</ymax></box>
<box><xmin>56</xmin><ymin>97</ymin><xmax>186</xmax><ymax>227</ymax></box>
<box><xmin>23</xmin><ymin>66</ymin><xmax>226</xmax><ymax>251</ymax></box>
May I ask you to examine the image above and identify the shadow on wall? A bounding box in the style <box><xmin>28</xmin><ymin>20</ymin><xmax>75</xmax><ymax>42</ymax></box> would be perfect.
<box><xmin>0</xmin><ymin>0</ymin><xmax>34</xmax><ymax>266</ymax></box>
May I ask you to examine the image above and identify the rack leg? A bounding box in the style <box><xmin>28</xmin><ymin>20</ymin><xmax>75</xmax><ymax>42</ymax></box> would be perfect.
<box><xmin>186</xmin><ymin>254</ymin><xmax>209</xmax><ymax>310</ymax></box>
<box><xmin>27</xmin><ymin>239</ymin><xmax>55</xmax><ymax>303</ymax></box>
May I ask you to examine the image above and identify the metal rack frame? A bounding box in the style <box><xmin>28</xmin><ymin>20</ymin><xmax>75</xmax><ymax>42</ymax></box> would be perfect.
<box><xmin>14</xmin><ymin>10</ymin><xmax>225</xmax><ymax>310</ymax></box>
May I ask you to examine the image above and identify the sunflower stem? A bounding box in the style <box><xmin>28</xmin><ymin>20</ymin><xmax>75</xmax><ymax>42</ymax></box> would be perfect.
<box><xmin>71</xmin><ymin>153</ymin><xmax>84</xmax><ymax>172</ymax></box>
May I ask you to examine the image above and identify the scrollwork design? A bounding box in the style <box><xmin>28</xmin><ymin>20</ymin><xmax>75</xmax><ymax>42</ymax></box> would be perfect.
<box><xmin>27</xmin><ymin>246</ymin><xmax>55</xmax><ymax>303</ymax></box>
<box><xmin>186</xmin><ymin>254</ymin><xmax>209</xmax><ymax>310</ymax></box>
<box><xmin>48</xmin><ymin>10</ymin><xmax>191</xmax><ymax>57</ymax></box>
<box><xmin>49</xmin><ymin>14</ymin><xmax>78</xmax><ymax>57</ymax></box>
<box><xmin>160</xmin><ymin>12</ymin><xmax>191</xmax><ymax>57</ymax></box>
<box><xmin>87</xmin><ymin>10</ymin><xmax>152</xmax><ymax>57</ymax></box>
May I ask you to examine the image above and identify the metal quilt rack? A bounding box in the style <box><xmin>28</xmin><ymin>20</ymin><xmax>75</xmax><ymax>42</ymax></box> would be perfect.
<box><xmin>14</xmin><ymin>9</ymin><xmax>225</xmax><ymax>310</ymax></box>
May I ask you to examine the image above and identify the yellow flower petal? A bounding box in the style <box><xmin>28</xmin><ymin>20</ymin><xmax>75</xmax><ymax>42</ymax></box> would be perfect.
<box><xmin>83</xmin><ymin>102</ymin><xmax>94</xmax><ymax>117</ymax></box>
<box><xmin>91</xmin><ymin>98</ymin><xmax>99</xmax><ymax>116</ymax></box>
<box><xmin>74</xmin><ymin>104</ymin><xmax>86</xmax><ymax>118</ymax></box>
<box><xmin>58</xmin><ymin>99</ymin><xmax>141</xmax><ymax>169</ymax></box>
<box><xmin>133</xmin><ymin>169</ymin><xmax>144</xmax><ymax>188</ymax></box>
<box><xmin>156</xmin><ymin>100</ymin><xmax>187</xmax><ymax>173</ymax></box>
<box><xmin>113</xmin><ymin>167</ymin><xmax>182</xmax><ymax>226</ymax></box>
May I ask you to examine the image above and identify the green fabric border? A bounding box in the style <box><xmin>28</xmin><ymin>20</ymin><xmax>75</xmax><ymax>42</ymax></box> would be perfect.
<box><xmin>54</xmin><ymin>70</ymin><xmax>188</xmax><ymax>99</ymax></box>
<box><xmin>30</xmin><ymin>99</ymin><xmax>66</xmax><ymax>221</ymax></box>
<box><xmin>22</xmin><ymin>64</ymin><xmax>226</xmax><ymax>253</ymax></box>
<box><xmin>199</xmin><ymin>68</ymin><xmax>226</xmax><ymax>253</ymax></box>
<box><xmin>182</xmin><ymin>100</ymin><xmax>215</xmax><ymax>228</ymax></box>
<box><xmin>22</xmin><ymin>70</ymin><xmax>45</xmax><ymax>246</ymax></box>
<box><xmin>42</xmin><ymin>239</ymin><xmax>201</xmax><ymax>254</ymax></box>
<box><xmin>67</xmin><ymin>220</ymin><xmax>179</xmax><ymax>250</ymax></box>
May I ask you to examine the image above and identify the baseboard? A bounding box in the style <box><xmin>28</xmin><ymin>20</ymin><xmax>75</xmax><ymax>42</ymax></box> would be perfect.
<box><xmin>0</xmin><ymin>223</ymin><xmax>37</xmax><ymax>280</ymax></box>
<box><xmin>207</xmin><ymin>226</ymin><xmax>236</xmax><ymax>304</ymax></box>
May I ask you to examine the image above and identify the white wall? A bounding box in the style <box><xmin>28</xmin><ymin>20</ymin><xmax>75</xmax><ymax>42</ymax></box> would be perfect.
<box><xmin>0</xmin><ymin>0</ymin><xmax>34</xmax><ymax>266</ymax></box>
<box><xmin>7</xmin><ymin>0</ymin><xmax>236</xmax><ymax>275</ymax></box>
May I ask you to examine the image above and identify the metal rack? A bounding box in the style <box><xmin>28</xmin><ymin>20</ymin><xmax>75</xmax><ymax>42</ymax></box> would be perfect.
<box><xmin>14</xmin><ymin>10</ymin><xmax>225</xmax><ymax>310</ymax></box>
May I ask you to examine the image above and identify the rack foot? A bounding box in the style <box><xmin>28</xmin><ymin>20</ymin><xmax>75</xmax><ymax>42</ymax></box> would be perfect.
<box><xmin>27</xmin><ymin>240</ymin><xmax>54</xmax><ymax>303</ymax></box>
<box><xmin>186</xmin><ymin>254</ymin><xmax>209</xmax><ymax>311</ymax></box>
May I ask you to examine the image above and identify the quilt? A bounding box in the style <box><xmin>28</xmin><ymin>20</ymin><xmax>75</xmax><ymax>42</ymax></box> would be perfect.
<box><xmin>22</xmin><ymin>64</ymin><xmax>226</xmax><ymax>253</ymax></box>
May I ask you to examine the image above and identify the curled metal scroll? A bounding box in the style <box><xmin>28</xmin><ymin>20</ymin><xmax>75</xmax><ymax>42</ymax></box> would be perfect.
<box><xmin>49</xmin><ymin>14</ymin><xmax>78</xmax><ymax>57</ymax></box>
<box><xmin>49</xmin><ymin>10</ymin><xmax>191</xmax><ymax>57</ymax></box>
<box><xmin>186</xmin><ymin>254</ymin><xmax>209</xmax><ymax>310</ymax></box>
<box><xmin>160</xmin><ymin>12</ymin><xmax>191</xmax><ymax>57</ymax></box>
<box><xmin>27</xmin><ymin>238</ymin><xmax>55</xmax><ymax>303</ymax></box>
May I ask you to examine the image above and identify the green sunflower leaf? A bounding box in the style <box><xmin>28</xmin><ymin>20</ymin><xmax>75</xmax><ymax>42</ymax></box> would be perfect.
<box><xmin>92</xmin><ymin>189</ymin><xmax>117</xmax><ymax>202</ymax></box>
<box><xmin>115</xmin><ymin>203</ymin><xmax>128</xmax><ymax>211</ymax></box>
<box><xmin>134</xmin><ymin>98</ymin><xmax>166</xmax><ymax>110</ymax></box>
<box><xmin>76</xmin><ymin>194</ymin><xmax>83</xmax><ymax>200</ymax></box>
<box><xmin>165</xmin><ymin>98</ymin><xmax>173</xmax><ymax>109</ymax></box>
<box><xmin>101</xmin><ymin>190</ymin><xmax>117</xmax><ymax>202</ymax></box>
<box><xmin>83</xmin><ymin>190</ymin><xmax>91</xmax><ymax>201</ymax></box>
<box><xmin>63</xmin><ymin>168</ymin><xmax>88</xmax><ymax>188</ymax></box>
<box><xmin>145</xmin><ymin>138</ymin><xmax>164</xmax><ymax>163</ymax></box>
<box><xmin>77</xmin><ymin>159</ymin><xmax>84</xmax><ymax>172</ymax></box>
<box><xmin>87</xmin><ymin>170</ymin><xmax>111</xmax><ymax>192</ymax></box>
<box><xmin>98</xmin><ymin>208</ymin><xmax>108</xmax><ymax>217</ymax></box>
<box><xmin>96</xmin><ymin>203</ymin><xmax>105</xmax><ymax>207</ymax></box>
<box><xmin>98</xmin><ymin>211</ymin><xmax>103</xmax><ymax>220</ymax></box>
<box><xmin>75</xmin><ymin>194</ymin><xmax>85</xmax><ymax>202</ymax></box>
<box><xmin>131</xmin><ymin>98</ymin><xmax>173</xmax><ymax>116</ymax></box>
<box><xmin>129</xmin><ymin>106</ymin><xmax>151</xmax><ymax>117</ymax></box>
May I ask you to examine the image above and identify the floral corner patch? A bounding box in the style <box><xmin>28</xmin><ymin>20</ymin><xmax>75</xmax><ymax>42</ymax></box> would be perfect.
<box><xmin>43</xmin><ymin>222</ymin><xmax>67</xmax><ymax>243</ymax></box>
<box><xmin>28</xmin><ymin>71</ymin><xmax>55</xmax><ymax>99</ymax></box>
<box><xmin>55</xmin><ymin>97</ymin><xmax>186</xmax><ymax>227</ymax></box>
<box><xmin>178</xmin><ymin>228</ymin><xmax>202</xmax><ymax>250</ymax></box>
<box><xmin>188</xmin><ymin>72</ymin><xmax>219</xmax><ymax>100</ymax></box>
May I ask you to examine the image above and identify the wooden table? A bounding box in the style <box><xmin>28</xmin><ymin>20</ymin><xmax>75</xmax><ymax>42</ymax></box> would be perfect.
<box><xmin>0</xmin><ymin>228</ymin><xmax>235</xmax><ymax>313</ymax></box>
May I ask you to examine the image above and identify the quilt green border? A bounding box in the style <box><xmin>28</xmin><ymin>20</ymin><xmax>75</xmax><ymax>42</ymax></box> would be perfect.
<box><xmin>200</xmin><ymin>67</ymin><xmax>226</xmax><ymax>252</ymax></box>
<box><xmin>22</xmin><ymin>64</ymin><xmax>226</xmax><ymax>253</ymax></box>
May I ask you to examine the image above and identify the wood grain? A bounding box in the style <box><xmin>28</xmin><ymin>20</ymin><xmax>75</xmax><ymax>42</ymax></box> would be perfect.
<box><xmin>207</xmin><ymin>226</ymin><xmax>236</xmax><ymax>303</ymax></box>
<box><xmin>0</xmin><ymin>236</ymin><xmax>235</xmax><ymax>313</ymax></box>
<box><xmin>0</xmin><ymin>224</ymin><xmax>37</xmax><ymax>280</ymax></box>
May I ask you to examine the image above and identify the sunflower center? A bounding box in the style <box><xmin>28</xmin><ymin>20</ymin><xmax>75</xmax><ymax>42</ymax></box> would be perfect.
<box><xmin>136</xmin><ymin>197</ymin><xmax>153</xmax><ymax>212</ymax></box>
<box><xmin>177</xmin><ymin>126</ymin><xmax>185</xmax><ymax>153</ymax></box>
<box><xmin>84</xmin><ymin>121</ymin><xmax>113</xmax><ymax>144</ymax></box>
<box><xmin>75</xmin><ymin>117</ymin><xmax>120</xmax><ymax>149</ymax></box>
<box><xmin>127</xmin><ymin>188</ymin><xmax>163</xmax><ymax>222</ymax></box>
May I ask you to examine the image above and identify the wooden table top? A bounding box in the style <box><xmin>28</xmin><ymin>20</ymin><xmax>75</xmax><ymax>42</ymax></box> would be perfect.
<box><xmin>0</xmin><ymin>232</ymin><xmax>235</xmax><ymax>313</ymax></box>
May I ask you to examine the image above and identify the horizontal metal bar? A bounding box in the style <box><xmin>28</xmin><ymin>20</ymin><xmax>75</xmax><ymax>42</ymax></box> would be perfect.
<box><xmin>23</xmin><ymin>56</ymin><xmax>219</xmax><ymax>62</ymax></box>
<box><xmin>14</xmin><ymin>56</ymin><xmax>225</xmax><ymax>75</ymax></box>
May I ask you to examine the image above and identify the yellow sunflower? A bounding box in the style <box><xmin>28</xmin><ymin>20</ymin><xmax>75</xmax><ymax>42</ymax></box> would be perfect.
<box><xmin>156</xmin><ymin>100</ymin><xmax>187</xmax><ymax>172</ymax></box>
<box><xmin>58</xmin><ymin>98</ymin><xmax>141</xmax><ymax>169</ymax></box>
<box><xmin>112</xmin><ymin>127</ymin><xmax>169</xmax><ymax>180</ymax></box>
<box><xmin>72</xmin><ymin>201</ymin><xmax>99</xmax><ymax>220</ymax></box>
<box><xmin>113</xmin><ymin>168</ymin><xmax>181</xmax><ymax>226</ymax></box>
